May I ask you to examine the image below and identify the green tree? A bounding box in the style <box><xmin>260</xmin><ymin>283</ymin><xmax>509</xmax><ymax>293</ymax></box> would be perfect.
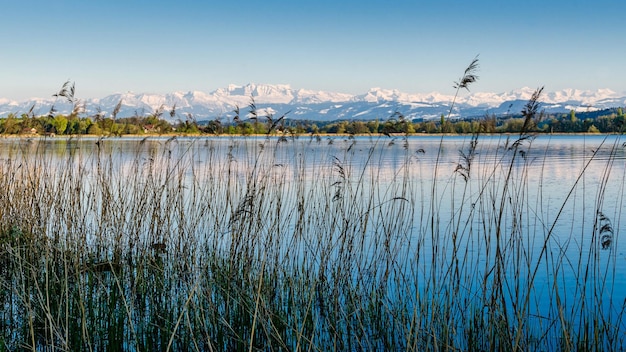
<box><xmin>87</xmin><ymin>123</ymin><xmax>102</xmax><ymax>135</ymax></box>
<box><xmin>52</xmin><ymin>115</ymin><xmax>68</xmax><ymax>134</ymax></box>
<box><xmin>203</xmin><ymin>120</ymin><xmax>224</xmax><ymax>134</ymax></box>
<box><xmin>123</xmin><ymin>123</ymin><xmax>142</xmax><ymax>135</ymax></box>
<box><xmin>1</xmin><ymin>113</ymin><xmax>21</xmax><ymax>134</ymax></box>
<box><xmin>613</xmin><ymin>109</ymin><xmax>625</xmax><ymax>131</ymax></box>
<box><xmin>405</xmin><ymin>121</ymin><xmax>415</xmax><ymax>133</ymax></box>
<box><xmin>366</xmin><ymin>120</ymin><xmax>380</xmax><ymax>134</ymax></box>
<box><xmin>500</xmin><ymin>118</ymin><xmax>525</xmax><ymax>133</ymax></box>
<box><xmin>587</xmin><ymin>125</ymin><xmax>600</xmax><ymax>133</ymax></box>
<box><xmin>335</xmin><ymin>121</ymin><xmax>347</xmax><ymax>134</ymax></box>
<box><xmin>422</xmin><ymin>121</ymin><xmax>437</xmax><ymax>133</ymax></box>
<box><xmin>479</xmin><ymin>115</ymin><xmax>496</xmax><ymax>133</ymax></box>
<box><xmin>177</xmin><ymin>120</ymin><xmax>200</xmax><ymax>134</ymax></box>
<box><xmin>347</xmin><ymin>121</ymin><xmax>369</xmax><ymax>135</ymax></box>
<box><xmin>454</xmin><ymin>121</ymin><xmax>472</xmax><ymax>133</ymax></box>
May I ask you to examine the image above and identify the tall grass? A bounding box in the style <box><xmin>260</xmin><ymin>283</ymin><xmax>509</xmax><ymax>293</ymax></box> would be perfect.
<box><xmin>0</xmin><ymin>129</ymin><xmax>624</xmax><ymax>350</ymax></box>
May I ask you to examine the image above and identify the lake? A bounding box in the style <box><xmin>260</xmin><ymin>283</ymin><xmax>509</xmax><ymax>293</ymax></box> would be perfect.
<box><xmin>1</xmin><ymin>133</ymin><xmax>624</xmax><ymax>349</ymax></box>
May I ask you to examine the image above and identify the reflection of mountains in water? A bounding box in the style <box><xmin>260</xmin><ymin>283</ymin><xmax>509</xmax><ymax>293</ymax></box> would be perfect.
<box><xmin>1</xmin><ymin>84</ymin><xmax>625</xmax><ymax>122</ymax></box>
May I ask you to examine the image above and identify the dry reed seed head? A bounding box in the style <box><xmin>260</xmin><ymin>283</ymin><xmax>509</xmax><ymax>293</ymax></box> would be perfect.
<box><xmin>248</xmin><ymin>97</ymin><xmax>258</xmax><ymax>120</ymax></box>
<box><xmin>47</xmin><ymin>105</ymin><xmax>58</xmax><ymax>119</ymax></box>
<box><xmin>72</xmin><ymin>100</ymin><xmax>86</xmax><ymax>116</ymax></box>
<box><xmin>112</xmin><ymin>99</ymin><xmax>123</xmax><ymax>119</ymax></box>
<box><xmin>453</xmin><ymin>56</ymin><xmax>480</xmax><ymax>91</ymax></box>
<box><xmin>170</xmin><ymin>103</ymin><xmax>177</xmax><ymax>118</ymax></box>
<box><xmin>521</xmin><ymin>86</ymin><xmax>544</xmax><ymax>120</ymax></box>
<box><xmin>27</xmin><ymin>103</ymin><xmax>36</xmax><ymax>118</ymax></box>
<box><xmin>52</xmin><ymin>80</ymin><xmax>76</xmax><ymax>103</ymax></box>
<box><xmin>69</xmin><ymin>82</ymin><xmax>75</xmax><ymax>101</ymax></box>
<box><xmin>153</xmin><ymin>104</ymin><xmax>165</xmax><ymax>119</ymax></box>
<box><xmin>597</xmin><ymin>211</ymin><xmax>614</xmax><ymax>250</ymax></box>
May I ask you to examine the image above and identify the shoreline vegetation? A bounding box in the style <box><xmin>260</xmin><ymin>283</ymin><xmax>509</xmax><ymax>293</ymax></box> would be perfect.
<box><xmin>0</xmin><ymin>106</ymin><xmax>624</xmax><ymax>138</ymax></box>
<box><xmin>0</xmin><ymin>131</ymin><xmax>621</xmax><ymax>139</ymax></box>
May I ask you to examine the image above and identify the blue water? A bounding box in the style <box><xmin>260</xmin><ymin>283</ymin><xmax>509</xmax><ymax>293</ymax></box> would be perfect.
<box><xmin>3</xmin><ymin>133</ymin><xmax>625</xmax><ymax>347</ymax></box>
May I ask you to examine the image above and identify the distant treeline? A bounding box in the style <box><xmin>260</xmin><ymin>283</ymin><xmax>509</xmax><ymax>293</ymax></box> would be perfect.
<box><xmin>1</xmin><ymin>107</ymin><xmax>624</xmax><ymax>136</ymax></box>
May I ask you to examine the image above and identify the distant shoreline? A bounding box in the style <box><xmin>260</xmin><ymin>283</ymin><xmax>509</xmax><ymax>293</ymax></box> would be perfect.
<box><xmin>0</xmin><ymin>131</ymin><xmax>615</xmax><ymax>139</ymax></box>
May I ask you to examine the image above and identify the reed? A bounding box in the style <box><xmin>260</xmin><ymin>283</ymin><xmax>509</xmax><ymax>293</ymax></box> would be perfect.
<box><xmin>0</xmin><ymin>104</ymin><xmax>625</xmax><ymax>350</ymax></box>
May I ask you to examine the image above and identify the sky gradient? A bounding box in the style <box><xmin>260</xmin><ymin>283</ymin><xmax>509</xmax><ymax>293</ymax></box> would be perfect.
<box><xmin>2</xmin><ymin>0</ymin><xmax>625</xmax><ymax>101</ymax></box>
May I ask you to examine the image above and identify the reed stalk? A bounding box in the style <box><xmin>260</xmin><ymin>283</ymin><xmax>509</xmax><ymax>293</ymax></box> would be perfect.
<box><xmin>0</xmin><ymin>126</ymin><xmax>624</xmax><ymax>350</ymax></box>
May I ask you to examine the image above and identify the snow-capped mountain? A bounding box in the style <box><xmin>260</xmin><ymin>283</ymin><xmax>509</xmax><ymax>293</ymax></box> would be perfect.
<box><xmin>1</xmin><ymin>83</ymin><xmax>625</xmax><ymax>122</ymax></box>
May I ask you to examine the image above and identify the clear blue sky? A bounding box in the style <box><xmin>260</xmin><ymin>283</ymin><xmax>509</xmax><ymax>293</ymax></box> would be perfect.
<box><xmin>1</xmin><ymin>0</ymin><xmax>625</xmax><ymax>101</ymax></box>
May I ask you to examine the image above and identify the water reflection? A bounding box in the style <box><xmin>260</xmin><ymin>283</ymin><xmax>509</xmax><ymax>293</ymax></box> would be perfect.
<box><xmin>1</xmin><ymin>133</ymin><xmax>625</xmax><ymax>346</ymax></box>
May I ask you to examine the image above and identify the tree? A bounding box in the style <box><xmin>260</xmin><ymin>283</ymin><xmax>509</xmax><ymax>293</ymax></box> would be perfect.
<box><xmin>587</xmin><ymin>125</ymin><xmax>600</xmax><ymax>133</ymax></box>
<box><xmin>454</xmin><ymin>121</ymin><xmax>472</xmax><ymax>133</ymax></box>
<box><xmin>177</xmin><ymin>120</ymin><xmax>200</xmax><ymax>134</ymax></box>
<box><xmin>613</xmin><ymin>109</ymin><xmax>625</xmax><ymax>131</ymax></box>
<box><xmin>52</xmin><ymin>115</ymin><xmax>68</xmax><ymax>134</ymax></box>
<box><xmin>479</xmin><ymin>115</ymin><xmax>496</xmax><ymax>133</ymax></box>
<box><xmin>366</xmin><ymin>120</ymin><xmax>380</xmax><ymax>134</ymax></box>
<box><xmin>405</xmin><ymin>121</ymin><xmax>415</xmax><ymax>133</ymax></box>
<box><xmin>253</xmin><ymin>121</ymin><xmax>267</xmax><ymax>134</ymax></box>
<box><xmin>123</xmin><ymin>123</ymin><xmax>142</xmax><ymax>135</ymax></box>
<box><xmin>87</xmin><ymin>123</ymin><xmax>102</xmax><ymax>135</ymax></box>
<box><xmin>203</xmin><ymin>120</ymin><xmax>224</xmax><ymax>134</ymax></box>
<box><xmin>1</xmin><ymin>113</ymin><xmax>21</xmax><ymax>134</ymax></box>
<box><xmin>422</xmin><ymin>121</ymin><xmax>437</xmax><ymax>133</ymax></box>
<box><xmin>346</xmin><ymin>121</ymin><xmax>369</xmax><ymax>135</ymax></box>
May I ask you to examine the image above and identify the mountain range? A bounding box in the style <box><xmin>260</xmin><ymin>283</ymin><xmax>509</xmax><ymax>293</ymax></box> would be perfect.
<box><xmin>1</xmin><ymin>84</ymin><xmax>625</xmax><ymax>122</ymax></box>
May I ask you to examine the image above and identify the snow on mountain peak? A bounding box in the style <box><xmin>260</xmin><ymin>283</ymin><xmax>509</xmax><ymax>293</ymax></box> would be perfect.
<box><xmin>0</xmin><ymin>84</ymin><xmax>624</xmax><ymax>121</ymax></box>
<box><xmin>212</xmin><ymin>83</ymin><xmax>294</xmax><ymax>104</ymax></box>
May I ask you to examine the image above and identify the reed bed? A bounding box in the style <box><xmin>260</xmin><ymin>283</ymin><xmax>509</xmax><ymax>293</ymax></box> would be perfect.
<box><xmin>0</xmin><ymin>132</ymin><xmax>624</xmax><ymax>351</ymax></box>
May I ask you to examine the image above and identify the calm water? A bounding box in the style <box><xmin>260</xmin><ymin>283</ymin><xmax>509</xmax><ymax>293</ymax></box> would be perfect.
<box><xmin>3</xmin><ymin>133</ymin><xmax>625</xmax><ymax>340</ymax></box>
<box><xmin>4</xmin><ymin>133</ymin><xmax>625</xmax><ymax>243</ymax></box>
<box><xmin>4</xmin><ymin>134</ymin><xmax>624</xmax><ymax>255</ymax></box>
